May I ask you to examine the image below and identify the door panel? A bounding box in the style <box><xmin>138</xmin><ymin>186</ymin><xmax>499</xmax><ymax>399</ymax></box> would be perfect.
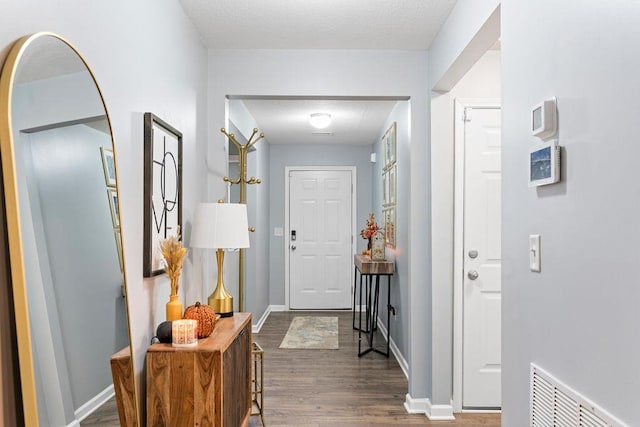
<box><xmin>289</xmin><ymin>170</ymin><xmax>352</xmax><ymax>309</ymax></box>
<box><xmin>462</xmin><ymin>107</ymin><xmax>502</xmax><ymax>408</ymax></box>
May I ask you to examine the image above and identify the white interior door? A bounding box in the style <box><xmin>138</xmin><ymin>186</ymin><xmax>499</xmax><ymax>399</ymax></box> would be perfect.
<box><xmin>289</xmin><ymin>169</ymin><xmax>352</xmax><ymax>309</ymax></box>
<box><xmin>462</xmin><ymin>106</ymin><xmax>502</xmax><ymax>408</ymax></box>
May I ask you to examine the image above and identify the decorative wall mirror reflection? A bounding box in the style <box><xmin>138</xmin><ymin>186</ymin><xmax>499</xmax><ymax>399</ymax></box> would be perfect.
<box><xmin>0</xmin><ymin>33</ymin><xmax>138</xmax><ymax>426</ymax></box>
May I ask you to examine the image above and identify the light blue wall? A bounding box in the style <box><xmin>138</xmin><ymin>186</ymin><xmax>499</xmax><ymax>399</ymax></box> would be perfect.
<box><xmin>210</xmin><ymin>48</ymin><xmax>431</xmax><ymax>398</ymax></box>
<box><xmin>371</xmin><ymin>101</ymin><xmax>411</xmax><ymax>361</ymax></box>
<box><xmin>13</xmin><ymin>70</ymin><xmax>126</xmax><ymax>424</ymax></box>
<box><xmin>23</xmin><ymin>124</ymin><xmax>127</xmax><ymax>414</ymax></box>
<box><xmin>501</xmin><ymin>1</ymin><xmax>640</xmax><ymax>425</ymax></box>
<box><xmin>227</xmin><ymin>100</ymin><xmax>272</xmax><ymax>322</ymax></box>
<box><xmin>1</xmin><ymin>1</ymin><xmax>209</xmax><ymax>422</ymax></box>
<box><xmin>268</xmin><ymin>143</ymin><xmax>373</xmax><ymax>305</ymax></box>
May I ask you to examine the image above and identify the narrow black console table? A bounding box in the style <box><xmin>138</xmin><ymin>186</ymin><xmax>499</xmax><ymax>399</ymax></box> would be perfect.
<box><xmin>353</xmin><ymin>254</ymin><xmax>394</xmax><ymax>357</ymax></box>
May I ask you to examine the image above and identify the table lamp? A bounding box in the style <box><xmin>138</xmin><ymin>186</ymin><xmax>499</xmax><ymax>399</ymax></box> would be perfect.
<box><xmin>191</xmin><ymin>202</ymin><xmax>250</xmax><ymax>317</ymax></box>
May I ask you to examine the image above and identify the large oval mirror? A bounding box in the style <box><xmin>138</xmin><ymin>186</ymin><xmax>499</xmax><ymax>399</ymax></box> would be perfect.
<box><xmin>0</xmin><ymin>33</ymin><xmax>137</xmax><ymax>426</ymax></box>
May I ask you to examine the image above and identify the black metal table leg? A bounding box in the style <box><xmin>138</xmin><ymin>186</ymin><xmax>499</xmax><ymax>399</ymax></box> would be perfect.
<box><xmin>352</xmin><ymin>266</ymin><xmax>357</xmax><ymax>330</ymax></box>
<box><xmin>386</xmin><ymin>274</ymin><xmax>391</xmax><ymax>356</ymax></box>
<box><xmin>358</xmin><ymin>273</ymin><xmax>391</xmax><ymax>358</ymax></box>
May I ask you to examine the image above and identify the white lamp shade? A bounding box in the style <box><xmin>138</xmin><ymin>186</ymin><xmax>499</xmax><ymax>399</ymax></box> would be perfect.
<box><xmin>190</xmin><ymin>203</ymin><xmax>250</xmax><ymax>249</ymax></box>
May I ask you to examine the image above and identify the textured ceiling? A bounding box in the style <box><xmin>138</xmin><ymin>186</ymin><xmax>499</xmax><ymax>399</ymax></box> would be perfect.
<box><xmin>182</xmin><ymin>1</ymin><xmax>457</xmax><ymax>147</ymax></box>
<box><xmin>236</xmin><ymin>98</ymin><xmax>400</xmax><ymax>145</ymax></box>
<box><xmin>180</xmin><ymin>0</ymin><xmax>457</xmax><ymax>50</ymax></box>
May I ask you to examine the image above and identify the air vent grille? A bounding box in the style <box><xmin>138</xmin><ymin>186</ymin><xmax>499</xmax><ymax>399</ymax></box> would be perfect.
<box><xmin>530</xmin><ymin>364</ymin><xmax>627</xmax><ymax>427</ymax></box>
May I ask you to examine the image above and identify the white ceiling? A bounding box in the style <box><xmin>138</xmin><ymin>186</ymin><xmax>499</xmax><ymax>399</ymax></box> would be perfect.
<box><xmin>237</xmin><ymin>98</ymin><xmax>400</xmax><ymax>145</ymax></box>
<box><xmin>180</xmin><ymin>0</ymin><xmax>457</xmax><ymax>50</ymax></box>
<box><xmin>180</xmin><ymin>1</ymin><xmax>457</xmax><ymax>146</ymax></box>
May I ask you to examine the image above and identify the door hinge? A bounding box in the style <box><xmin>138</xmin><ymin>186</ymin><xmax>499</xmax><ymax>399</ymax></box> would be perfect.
<box><xmin>463</xmin><ymin>107</ymin><xmax>472</xmax><ymax>122</ymax></box>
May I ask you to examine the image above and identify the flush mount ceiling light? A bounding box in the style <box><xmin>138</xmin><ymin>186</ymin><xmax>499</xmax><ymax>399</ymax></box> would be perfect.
<box><xmin>309</xmin><ymin>112</ymin><xmax>331</xmax><ymax>129</ymax></box>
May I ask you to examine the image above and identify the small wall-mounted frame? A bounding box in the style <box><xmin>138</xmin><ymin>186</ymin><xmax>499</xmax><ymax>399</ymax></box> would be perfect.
<box><xmin>100</xmin><ymin>147</ymin><xmax>116</xmax><ymax>187</ymax></box>
<box><xmin>388</xmin><ymin>165</ymin><xmax>397</xmax><ymax>205</ymax></box>
<box><xmin>529</xmin><ymin>141</ymin><xmax>561</xmax><ymax>187</ymax></box>
<box><xmin>383</xmin><ymin>172</ymin><xmax>389</xmax><ymax>205</ymax></box>
<box><xmin>531</xmin><ymin>97</ymin><xmax>557</xmax><ymax>139</ymax></box>
<box><xmin>107</xmin><ymin>187</ymin><xmax>120</xmax><ymax>228</ymax></box>
<box><xmin>383</xmin><ymin>206</ymin><xmax>396</xmax><ymax>248</ymax></box>
<box><xmin>143</xmin><ymin>113</ymin><xmax>183</xmax><ymax>277</ymax></box>
<box><xmin>383</xmin><ymin>122</ymin><xmax>396</xmax><ymax>168</ymax></box>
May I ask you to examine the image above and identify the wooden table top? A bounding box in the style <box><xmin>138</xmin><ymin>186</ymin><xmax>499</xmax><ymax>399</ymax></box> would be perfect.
<box><xmin>147</xmin><ymin>312</ymin><xmax>251</xmax><ymax>353</ymax></box>
<box><xmin>354</xmin><ymin>254</ymin><xmax>394</xmax><ymax>275</ymax></box>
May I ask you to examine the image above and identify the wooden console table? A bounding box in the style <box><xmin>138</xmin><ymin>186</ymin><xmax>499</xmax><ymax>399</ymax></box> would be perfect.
<box><xmin>146</xmin><ymin>312</ymin><xmax>252</xmax><ymax>426</ymax></box>
<box><xmin>353</xmin><ymin>254</ymin><xmax>394</xmax><ymax>357</ymax></box>
<box><xmin>110</xmin><ymin>346</ymin><xmax>138</xmax><ymax>427</ymax></box>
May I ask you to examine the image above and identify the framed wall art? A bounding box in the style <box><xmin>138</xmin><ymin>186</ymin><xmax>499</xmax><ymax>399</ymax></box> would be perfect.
<box><xmin>383</xmin><ymin>206</ymin><xmax>396</xmax><ymax>248</ymax></box>
<box><xmin>143</xmin><ymin>112</ymin><xmax>183</xmax><ymax>277</ymax></box>
<box><xmin>383</xmin><ymin>122</ymin><xmax>396</xmax><ymax>168</ymax></box>
<box><xmin>100</xmin><ymin>147</ymin><xmax>116</xmax><ymax>187</ymax></box>
<box><xmin>107</xmin><ymin>187</ymin><xmax>120</xmax><ymax>228</ymax></box>
<box><xmin>383</xmin><ymin>171</ymin><xmax>389</xmax><ymax>205</ymax></box>
<box><xmin>381</xmin><ymin>122</ymin><xmax>397</xmax><ymax>248</ymax></box>
<box><xmin>388</xmin><ymin>165</ymin><xmax>397</xmax><ymax>205</ymax></box>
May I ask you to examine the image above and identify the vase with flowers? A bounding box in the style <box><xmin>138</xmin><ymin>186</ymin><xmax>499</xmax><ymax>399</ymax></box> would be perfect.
<box><xmin>160</xmin><ymin>226</ymin><xmax>188</xmax><ymax>321</ymax></box>
<box><xmin>360</xmin><ymin>213</ymin><xmax>379</xmax><ymax>254</ymax></box>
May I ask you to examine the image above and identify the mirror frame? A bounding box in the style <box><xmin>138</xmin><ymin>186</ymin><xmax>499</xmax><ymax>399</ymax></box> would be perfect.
<box><xmin>0</xmin><ymin>32</ymin><xmax>137</xmax><ymax>426</ymax></box>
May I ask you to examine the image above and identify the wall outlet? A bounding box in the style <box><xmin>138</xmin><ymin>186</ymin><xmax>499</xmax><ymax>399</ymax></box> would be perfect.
<box><xmin>274</xmin><ymin>227</ymin><xmax>283</xmax><ymax>237</ymax></box>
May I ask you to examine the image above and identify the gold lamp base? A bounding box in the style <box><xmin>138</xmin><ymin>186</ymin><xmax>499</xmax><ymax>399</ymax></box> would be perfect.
<box><xmin>209</xmin><ymin>248</ymin><xmax>234</xmax><ymax>317</ymax></box>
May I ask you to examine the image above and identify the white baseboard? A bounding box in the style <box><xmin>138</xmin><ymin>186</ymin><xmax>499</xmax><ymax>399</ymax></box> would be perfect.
<box><xmin>252</xmin><ymin>306</ymin><xmax>271</xmax><ymax>333</ymax></box>
<box><xmin>426</xmin><ymin>401</ymin><xmax>455</xmax><ymax>420</ymax></box>
<box><xmin>75</xmin><ymin>384</ymin><xmax>114</xmax><ymax>422</ymax></box>
<box><xmin>403</xmin><ymin>394</ymin><xmax>455</xmax><ymax>420</ymax></box>
<box><xmin>253</xmin><ymin>305</ymin><xmax>286</xmax><ymax>333</ymax></box>
<box><xmin>404</xmin><ymin>393</ymin><xmax>430</xmax><ymax>414</ymax></box>
<box><xmin>376</xmin><ymin>318</ymin><xmax>408</xmax><ymax>379</ymax></box>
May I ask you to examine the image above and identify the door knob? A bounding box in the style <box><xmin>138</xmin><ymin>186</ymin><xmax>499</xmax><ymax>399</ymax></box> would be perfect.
<box><xmin>467</xmin><ymin>270</ymin><xmax>479</xmax><ymax>280</ymax></box>
<box><xmin>291</xmin><ymin>245</ymin><xmax>296</xmax><ymax>251</ymax></box>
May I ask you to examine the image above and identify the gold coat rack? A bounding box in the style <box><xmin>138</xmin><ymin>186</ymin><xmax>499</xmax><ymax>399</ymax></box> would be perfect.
<box><xmin>221</xmin><ymin>127</ymin><xmax>263</xmax><ymax>312</ymax></box>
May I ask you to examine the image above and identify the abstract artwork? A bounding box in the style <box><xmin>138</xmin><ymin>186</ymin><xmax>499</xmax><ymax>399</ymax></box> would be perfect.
<box><xmin>143</xmin><ymin>113</ymin><xmax>182</xmax><ymax>277</ymax></box>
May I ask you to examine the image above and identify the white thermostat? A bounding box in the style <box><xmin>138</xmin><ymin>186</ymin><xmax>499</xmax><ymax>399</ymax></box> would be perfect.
<box><xmin>531</xmin><ymin>97</ymin><xmax>557</xmax><ymax>139</ymax></box>
<box><xmin>529</xmin><ymin>141</ymin><xmax>560</xmax><ymax>187</ymax></box>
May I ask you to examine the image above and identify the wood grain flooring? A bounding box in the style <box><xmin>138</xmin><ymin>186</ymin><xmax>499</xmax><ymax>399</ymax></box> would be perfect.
<box><xmin>82</xmin><ymin>311</ymin><xmax>501</xmax><ymax>426</ymax></box>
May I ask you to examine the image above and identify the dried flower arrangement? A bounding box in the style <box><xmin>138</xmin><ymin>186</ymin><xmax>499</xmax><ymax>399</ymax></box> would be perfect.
<box><xmin>360</xmin><ymin>213</ymin><xmax>380</xmax><ymax>240</ymax></box>
<box><xmin>160</xmin><ymin>226</ymin><xmax>188</xmax><ymax>296</ymax></box>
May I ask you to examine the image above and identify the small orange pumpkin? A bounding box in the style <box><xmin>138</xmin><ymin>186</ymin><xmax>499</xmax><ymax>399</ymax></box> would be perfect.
<box><xmin>183</xmin><ymin>301</ymin><xmax>217</xmax><ymax>338</ymax></box>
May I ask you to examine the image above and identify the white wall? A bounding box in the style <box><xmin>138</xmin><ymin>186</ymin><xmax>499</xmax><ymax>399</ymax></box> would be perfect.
<box><xmin>427</xmin><ymin>1</ymin><xmax>501</xmax><ymax>413</ymax></box>
<box><xmin>209</xmin><ymin>49</ymin><xmax>433</xmax><ymax>398</ymax></box>
<box><xmin>429</xmin><ymin>0</ymin><xmax>501</xmax><ymax>92</ymax></box>
<box><xmin>431</xmin><ymin>50</ymin><xmax>501</xmax><ymax>408</ymax></box>
<box><xmin>502</xmin><ymin>1</ymin><xmax>640</xmax><ymax>425</ymax></box>
<box><xmin>0</xmin><ymin>0</ymin><xmax>208</xmax><ymax>423</ymax></box>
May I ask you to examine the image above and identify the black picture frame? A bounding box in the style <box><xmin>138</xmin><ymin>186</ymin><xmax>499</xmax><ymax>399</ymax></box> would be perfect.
<box><xmin>143</xmin><ymin>112</ymin><xmax>183</xmax><ymax>277</ymax></box>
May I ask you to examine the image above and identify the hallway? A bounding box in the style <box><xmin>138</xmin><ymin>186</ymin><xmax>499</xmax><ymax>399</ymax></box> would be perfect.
<box><xmin>248</xmin><ymin>311</ymin><xmax>500</xmax><ymax>426</ymax></box>
<box><xmin>81</xmin><ymin>311</ymin><xmax>501</xmax><ymax>426</ymax></box>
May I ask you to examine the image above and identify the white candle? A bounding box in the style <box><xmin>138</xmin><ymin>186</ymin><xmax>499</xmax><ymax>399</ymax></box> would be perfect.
<box><xmin>172</xmin><ymin>319</ymin><xmax>198</xmax><ymax>347</ymax></box>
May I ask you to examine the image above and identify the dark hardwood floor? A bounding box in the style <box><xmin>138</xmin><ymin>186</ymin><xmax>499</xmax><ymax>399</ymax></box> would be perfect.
<box><xmin>82</xmin><ymin>311</ymin><xmax>501</xmax><ymax>426</ymax></box>
<box><xmin>247</xmin><ymin>311</ymin><xmax>500</xmax><ymax>426</ymax></box>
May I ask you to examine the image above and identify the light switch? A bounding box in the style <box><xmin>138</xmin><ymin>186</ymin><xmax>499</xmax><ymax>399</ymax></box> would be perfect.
<box><xmin>529</xmin><ymin>234</ymin><xmax>541</xmax><ymax>272</ymax></box>
<box><xmin>274</xmin><ymin>227</ymin><xmax>284</xmax><ymax>237</ymax></box>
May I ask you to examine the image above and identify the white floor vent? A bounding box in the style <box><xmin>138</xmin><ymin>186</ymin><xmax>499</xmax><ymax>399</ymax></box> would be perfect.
<box><xmin>530</xmin><ymin>364</ymin><xmax>627</xmax><ymax>427</ymax></box>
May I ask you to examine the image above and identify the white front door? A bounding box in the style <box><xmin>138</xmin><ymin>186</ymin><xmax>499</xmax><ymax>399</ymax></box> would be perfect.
<box><xmin>462</xmin><ymin>106</ymin><xmax>502</xmax><ymax>408</ymax></box>
<box><xmin>288</xmin><ymin>169</ymin><xmax>352</xmax><ymax>309</ymax></box>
